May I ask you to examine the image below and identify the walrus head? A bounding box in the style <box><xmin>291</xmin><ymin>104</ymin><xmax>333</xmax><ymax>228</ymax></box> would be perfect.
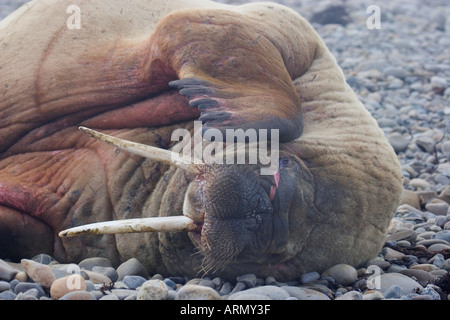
<box><xmin>60</xmin><ymin>127</ymin><xmax>309</xmax><ymax>276</ymax></box>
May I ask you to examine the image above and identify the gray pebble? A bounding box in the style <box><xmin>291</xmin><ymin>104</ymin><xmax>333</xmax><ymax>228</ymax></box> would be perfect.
<box><xmin>421</xmin><ymin>284</ymin><xmax>441</xmax><ymax>300</ymax></box>
<box><xmin>335</xmin><ymin>290</ymin><xmax>363</xmax><ymax>300</ymax></box>
<box><xmin>117</xmin><ymin>258</ymin><xmax>148</xmax><ymax>280</ymax></box>
<box><xmin>228</xmin><ymin>286</ymin><xmax>290</xmax><ymax>300</ymax></box>
<box><xmin>111</xmin><ymin>289</ymin><xmax>137</xmax><ymax>300</ymax></box>
<box><xmin>236</xmin><ymin>274</ymin><xmax>257</xmax><ymax>288</ymax></box>
<box><xmin>282</xmin><ymin>286</ymin><xmax>330</xmax><ymax>300</ymax></box>
<box><xmin>300</xmin><ymin>271</ymin><xmax>320</xmax><ymax>284</ymax></box>
<box><xmin>0</xmin><ymin>259</ymin><xmax>18</xmax><ymax>281</ymax></box>
<box><xmin>0</xmin><ymin>281</ymin><xmax>10</xmax><ymax>292</ymax></box>
<box><xmin>0</xmin><ymin>290</ymin><xmax>17</xmax><ymax>300</ymax></box>
<box><xmin>163</xmin><ymin>278</ymin><xmax>177</xmax><ymax>290</ymax></box>
<box><xmin>123</xmin><ymin>275</ymin><xmax>147</xmax><ymax>290</ymax></box>
<box><xmin>92</xmin><ymin>266</ymin><xmax>118</xmax><ymax>283</ymax></box>
<box><xmin>384</xmin><ymin>285</ymin><xmax>405</xmax><ymax>299</ymax></box>
<box><xmin>137</xmin><ymin>279</ymin><xmax>169</xmax><ymax>300</ymax></box>
<box><xmin>99</xmin><ymin>294</ymin><xmax>119</xmax><ymax>300</ymax></box>
<box><xmin>322</xmin><ymin>264</ymin><xmax>358</xmax><ymax>286</ymax></box>
<box><xmin>78</xmin><ymin>257</ymin><xmax>112</xmax><ymax>271</ymax></box>
<box><xmin>433</xmin><ymin>230</ymin><xmax>450</xmax><ymax>243</ymax></box>
<box><xmin>379</xmin><ymin>273</ymin><xmax>423</xmax><ymax>293</ymax></box>
<box><xmin>176</xmin><ymin>284</ymin><xmax>222</xmax><ymax>300</ymax></box>
<box><xmin>14</xmin><ymin>282</ymin><xmax>46</xmax><ymax>298</ymax></box>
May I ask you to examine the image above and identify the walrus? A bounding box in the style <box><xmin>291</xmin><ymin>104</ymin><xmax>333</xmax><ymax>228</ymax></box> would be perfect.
<box><xmin>0</xmin><ymin>0</ymin><xmax>402</xmax><ymax>281</ymax></box>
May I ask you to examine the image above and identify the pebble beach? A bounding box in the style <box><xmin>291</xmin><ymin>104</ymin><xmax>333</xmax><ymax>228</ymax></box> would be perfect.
<box><xmin>0</xmin><ymin>0</ymin><xmax>449</xmax><ymax>301</ymax></box>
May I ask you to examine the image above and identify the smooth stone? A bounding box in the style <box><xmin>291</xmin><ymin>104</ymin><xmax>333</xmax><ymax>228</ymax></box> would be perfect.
<box><xmin>421</xmin><ymin>284</ymin><xmax>441</xmax><ymax>300</ymax></box>
<box><xmin>99</xmin><ymin>294</ymin><xmax>119</xmax><ymax>300</ymax></box>
<box><xmin>410</xmin><ymin>178</ymin><xmax>431</xmax><ymax>190</ymax></box>
<box><xmin>400</xmin><ymin>269</ymin><xmax>435</xmax><ymax>286</ymax></box>
<box><xmin>379</xmin><ymin>273</ymin><xmax>423</xmax><ymax>293</ymax></box>
<box><xmin>417</xmin><ymin>239</ymin><xmax>448</xmax><ymax>246</ymax></box>
<box><xmin>176</xmin><ymin>284</ymin><xmax>222</xmax><ymax>300</ymax></box>
<box><xmin>236</xmin><ymin>274</ymin><xmax>257</xmax><ymax>288</ymax></box>
<box><xmin>335</xmin><ymin>290</ymin><xmax>363</xmax><ymax>300</ymax></box>
<box><xmin>0</xmin><ymin>281</ymin><xmax>10</xmax><ymax>292</ymax></box>
<box><xmin>282</xmin><ymin>286</ymin><xmax>330</xmax><ymax>300</ymax></box>
<box><xmin>388</xmin><ymin>132</ymin><xmax>411</xmax><ymax>154</ymax></box>
<box><xmin>14</xmin><ymin>271</ymin><xmax>28</xmax><ymax>282</ymax></box>
<box><xmin>300</xmin><ymin>271</ymin><xmax>320</xmax><ymax>284</ymax></box>
<box><xmin>163</xmin><ymin>278</ymin><xmax>177</xmax><ymax>290</ymax></box>
<box><xmin>428</xmin><ymin>243</ymin><xmax>450</xmax><ymax>252</ymax></box>
<box><xmin>92</xmin><ymin>266</ymin><xmax>118</xmax><ymax>283</ymax></box>
<box><xmin>21</xmin><ymin>259</ymin><xmax>55</xmax><ymax>289</ymax></box>
<box><xmin>14</xmin><ymin>282</ymin><xmax>46</xmax><ymax>298</ymax></box>
<box><xmin>409</xmin><ymin>264</ymin><xmax>439</xmax><ymax>272</ymax></box>
<box><xmin>15</xmin><ymin>291</ymin><xmax>38</xmax><ymax>300</ymax></box>
<box><xmin>78</xmin><ymin>257</ymin><xmax>112</xmax><ymax>271</ymax></box>
<box><xmin>137</xmin><ymin>279</ymin><xmax>169</xmax><ymax>300</ymax></box>
<box><xmin>383</xmin><ymin>247</ymin><xmax>405</xmax><ymax>260</ymax></box>
<box><xmin>433</xmin><ymin>230</ymin><xmax>450</xmax><ymax>243</ymax></box>
<box><xmin>322</xmin><ymin>264</ymin><xmax>358</xmax><ymax>286</ymax></box>
<box><xmin>228</xmin><ymin>293</ymin><xmax>270</xmax><ymax>300</ymax></box>
<box><xmin>383</xmin><ymin>285</ymin><xmax>404</xmax><ymax>299</ymax></box>
<box><xmin>123</xmin><ymin>275</ymin><xmax>147</xmax><ymax>290</ymax></box>
<box><xmin>198</xmin><ymin>279</ymin><xmax>216</xmax><ymax>289</ymax></box>
<box><xmin>228</xmin><ymin>286</ymin><xmax>290</xmax><ymax>300</ymax></box>
<box><xmin>386</xmin><ymin>228</ymin><xmax>416</xmax><ymax>242</ymax></box>
<box><xmin>117</xmin><ymin>258</ymin><xmax>148</xmax><ymax>280</ymax></box>
<box><xmin>31</xmin><ymin>254</ymin><xmax>56</xmax><ymax>265</ymax></box>
<box><xmin>426</xmin><ymin>202</ymin><xmax>449</xmax><ymax>216</ymax></box>
<box><xmin>0</xmin><ymin>259</ymin><xmax>18</xmax><ymax>281</ymax></box>
<box><xmin>50</xmin><ymin>275</ymin><xmax>87</xmax><ymax>300</ymax></box>
<box><xmin>0</xmin><ymin>290</ymin><xmax>17</xmax><ymax>300</ymax></box>
<box><xmin>441</xmin><ymin>259</ymin><xmax>450</xmax><ymax>271</ymax></box>
<box><xmin>111</xmin><ymin>289</ymin><xmax>136</xmax><ymax>300</ymax></box>
<box><xmin>59</xmin><ymin>291</ymin><xmax>96</xmax><ymax>300</ymax></box>
<box><xmin>83</xmin><ymin>270</ymin><xmax>112</xmax><ymax>284</ymax></box>
<box><xmin>362</xmin><ymin>291</ymin><xmax>385</xmax><ymax>300</ymax></box>
<box><xmin>438</xmin><ymin>186</ymin><xmax>450</xmax><ymax>204</ymax></box>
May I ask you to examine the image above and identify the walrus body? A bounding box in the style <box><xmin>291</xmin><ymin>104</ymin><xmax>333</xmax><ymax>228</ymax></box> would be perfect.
<box><xmin>0</xmin><ymin>0</ymin><xmax>402</xmax><ymax>281</ymax></box>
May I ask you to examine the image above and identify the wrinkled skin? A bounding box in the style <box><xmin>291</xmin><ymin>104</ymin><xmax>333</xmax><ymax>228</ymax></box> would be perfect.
<box><xmin>0</xmin><ymin>0</ymin><xmax>402</xmax><ymax>281</ymax></box>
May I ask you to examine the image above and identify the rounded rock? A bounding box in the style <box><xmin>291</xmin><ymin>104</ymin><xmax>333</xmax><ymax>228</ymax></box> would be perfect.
<box><xmin>335</xmin><ymin>290</ymin><xmax>363</xmax><ymax>300</ymax></box>
<box><xmin>383</xmin><ymin>285</ymin><xmax>404</xmax><ymax>299</ymax></box>
<box><xmin>379</xmin><ymin>273</ymin><xmax>423</xmax><ymax>293</ymax></box>
<box><xmin>282</xmin><ymin>286</ymin><xmax>330</xmax><ymax>300</ymax></box>
<box><xmin>0</xmin><ymin>259</ymin><xmax>18</xmax><ymax>281</ymax></box>
<box><xmin>123</xmin><ymin>275</ymin><xmax>147</xmax><ymax>290</ymax></box>
<box><xmin>300</xmin><ymin>271</ymin><xmax>320</xmax><ymax>284</ymax></box>
<box><xmin>322</xmin><ymin>264</ymin><xmax>358</xmax><ymax>286</ymax></box>
<box><xmin>78</xmin><ymin>257</ymin><xmax>112</xmax><ymax>271</ymax></box>
<box><xmin>228</xmin><ymin>286</ymin><xmax>289</xmax><ymax>300</ymax></box>
<box><xmin>137</xmin><ymin>279</ymin><xmax>169</xmax><ymax>300</ymax></box>
<box><xmin>177</xmin><ymin>284</ymin><xmax>222</xmax><ymax>300</ymax></box>
<box><xmin>59</xmin><ymin>291</ymin><xmax>96</xmax><ymax>300</ymax></box>
<box><xmin>14</xmin><ymin>282</ymin><xmax>46</xmax><ymax>298</ymax></box>
<box><xmin>236</xmin><ymin>274</ymin><xmax>257</xmax><ymax>288</ymax></box>
<box><xmin>50</xmin><ymin>274</ymin><xmax>87</xmax><ymax>300</ymax></box>
<box><xmin>117</xmin><ymin>258</ymin><xmax>148</xmax><ymax>280</ymax></box>
<box><xmin>428</xmin><ymin>243</ymin><xmax>450</xmax><ymax>252</ymax></box>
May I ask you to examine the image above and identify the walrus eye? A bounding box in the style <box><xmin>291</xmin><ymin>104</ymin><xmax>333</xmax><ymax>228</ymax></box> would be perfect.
<box><xmin>280</xmin><ymin>157</ymin><xmax>291</xmax><ymax>168</ymax></box>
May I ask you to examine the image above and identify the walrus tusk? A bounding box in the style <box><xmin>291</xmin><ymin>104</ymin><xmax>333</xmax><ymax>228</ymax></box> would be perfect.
<box><xmin>58</xmin><ymin>216</ymin><xmax>197</xmax><ymax>237</ymax></box>
<box><xmin>79</xmin><ymin>126</ymin><xmax>202</xmax><ymax>174</ymax></box>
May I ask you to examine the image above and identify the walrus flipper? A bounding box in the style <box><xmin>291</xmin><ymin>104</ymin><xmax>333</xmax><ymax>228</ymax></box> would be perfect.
<box><xmin>154</xmin><ymin>10</ymin><xmax>304</xmax><ymax>142</ymax></box>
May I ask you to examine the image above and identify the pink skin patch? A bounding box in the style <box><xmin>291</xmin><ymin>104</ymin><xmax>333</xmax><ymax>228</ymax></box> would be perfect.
<box><xmin>269</xmin><ymin>169</ymin><xmax>280</xmax><ymax>201</ymax></box>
